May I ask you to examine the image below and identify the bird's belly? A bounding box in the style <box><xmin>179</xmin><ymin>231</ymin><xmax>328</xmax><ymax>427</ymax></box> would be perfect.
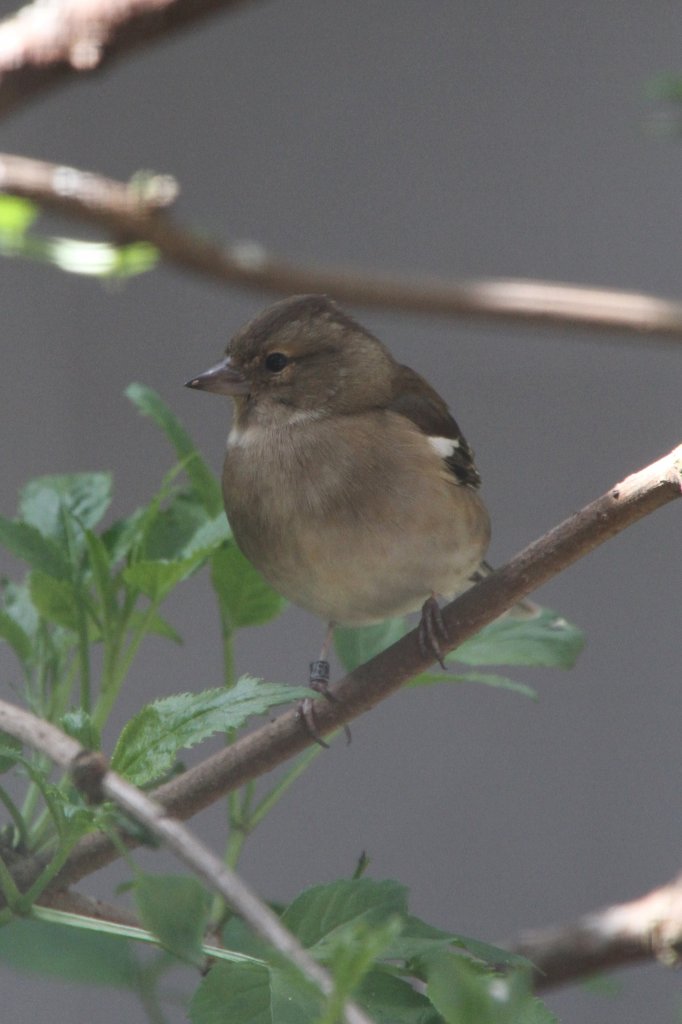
<box><xmin>223</xmin><ymin>422</ymin><xmax>490</xmax><ymax>626</ymax></box>
<box><xmin>229</xmin><ymin>489</ymin><xmax>488</xmax><ymax>626</ymax></box>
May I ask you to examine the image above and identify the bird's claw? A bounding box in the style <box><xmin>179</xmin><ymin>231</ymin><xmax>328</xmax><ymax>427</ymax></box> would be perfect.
<box><xmin>418</xmin><ymin>596</ymin><xmax>448</xmax><ymax>669</ymax></box>
<box><xmin>297</xmin><ymin>660</ymin><xmax>352</xmax><ymax>747</ymax></box>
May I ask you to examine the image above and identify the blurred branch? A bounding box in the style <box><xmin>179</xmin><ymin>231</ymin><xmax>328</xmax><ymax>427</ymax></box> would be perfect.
<box><xmin>508</xmin><ymin>872</ymin><xmax>682</xmax><ymax>989</ymax></box>
<box><xmin>1</xmin><ymin>442</ymin><xmax>674</xmax><ymax>895</ymax></box>
<box><xmin>0</xmin><ymin>700</ymin><xmax>374</xmax><ymax>1024</ymax></box>
<box><xmin>4</xmin><ymin>152</ymin><xmax>682</xmax><ymax>339</ymax></box>
<box><xmin>0</xmin><ymin>0</ymin><xmax>258</xmax><ymax>119</ymax></box>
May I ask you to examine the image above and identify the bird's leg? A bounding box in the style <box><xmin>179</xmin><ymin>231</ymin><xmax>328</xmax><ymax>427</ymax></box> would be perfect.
<box><xmin>418</xmin><ymin>594</ymin><xmax>448</xmax><ymax>669</ymax></box>
<box><xmin>299</xmin><ymin>624</ymin><xmax>352</xmax><ymax>747</ymax></box>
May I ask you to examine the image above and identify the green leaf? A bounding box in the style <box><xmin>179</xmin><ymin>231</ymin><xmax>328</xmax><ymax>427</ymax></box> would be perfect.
<box><xmin>134</xmin><ymin>874</ymin><xmax>209</xmax><ymax>967</ymax></box>
<box><xmin>355</xmin><ymin>969</ymin><xmax>440</xmax><ymax>1024</ymax></box>
<box><xmin>0</xmin><ymin>517</ymin><xmax>68</xmax><ymax>579</ymax></box>
<box><xmin>0</xmin><ymin>917</ymin><xmax>140</xmax><ymax>987</ymax></box>
<box><xmin>182</xmin><ymin>513</ymin><xmax>231</xmax><ymax>557</ymax></box>
<box><xmin>60</xmin><ymin>709</ymin><xmax>100</xmax><ymax>750</ymax></box>
<box><xmin>409</xmin><ymin>671</ymin><xmax>537</xmax><ymax>701</ymax></box>
<box><xmin>125</xmin><ymin>384</ymin><xmax>222</xmax><ymax>515</ymax></box>
<box><xmin>111</xmin><ymin>677</ymin><xmax>312</xmax><ymax>786</ymax></box>
<box><xmin>0</xmin><ymin>733</ymin><xmax>23</xmax><ymax>772</ymax></box>
<box><xmin>19</xmin><ymin>472</ymin><xmax>112</xmax><ymax>544</ymax></box>
<box><xmin>0</xmin><ymin>195</ymin><xmax>39</xmax><ymax>237</ymax></box>
<box><xmin>452</xmin><ymin>608</ymin><xmax>584</xmax><ymax>670</ymax></box>
<box><xmin>142</xmin><ymin>491</ymin><xmax>211</xmax><ymax>561</ymax></box>
<box><xmin>101</xmin><ymin>509</ymin><xmax>147</xmax><ymax>563</ymax></box>
<box><xmin>320</xmin><ymin>917</ymin><xmax>403</xmax><ymax>1024</ymax></box>
<box><xmin>128</xmin><ymin>609</ymin><xmax>183</xmax><ymax>644</ymax></box>
<box><xmin>190</xmin><ymin>961</ymin><xmax>323</xmax><ymax>1024</ymax></box>
<box><xmin>282</xmin><ymin>879</ymin><xmax>408</xmax><ymax>951</ymax></box>
<box><xmin>122</xmin><ymin>550</ymin><xmax>207</xmax><ymax>603</ymax></box>
<box><xmin>0</xmin><ymin>610</ymin><xmax>33</xmax><ymax>666</ymax></box>
<box><xmin>29</xmin><ymin>571</ymin><xmax>81</xmax><ymax>631</ymax></box>
<box><xmin>335</xmin><ymin>617</ymin><xmax>408</xmax><ymax>672</ymax></box>
<box><xmin>211</xmin><ymin>543</ymin><xmax>286</xmax><ymax>629</ymax></box>
<box><xmin>421</xmin><ymin>952</ymin><xmax>554</xmax><ymax>1024</ymax></box>
<box><xmin>84</xmin><ymin>528</ymin><xmax>116</xmax><ymax>622</ymax></box>
<box><xmin>1</xmin><ymin>581</ymin><xmax>39</xmax><ymax>640</ymax></box>
<box><xmin>112</xmin><ymin>241</ymin><xmax>159</xmax><ymax>277</ymax></box>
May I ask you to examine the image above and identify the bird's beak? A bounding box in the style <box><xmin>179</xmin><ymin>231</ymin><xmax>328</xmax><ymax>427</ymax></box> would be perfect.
<box><xmin>184</xmin><ymin>356</ymin><xmax>250</xmax><ymax>396</ymax></box>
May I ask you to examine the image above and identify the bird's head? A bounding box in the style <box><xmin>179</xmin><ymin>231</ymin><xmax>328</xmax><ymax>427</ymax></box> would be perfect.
<box><xmin>185</xmin><ymin>294</ymin><xmax>396</xmax><ymax>419</ymax></box>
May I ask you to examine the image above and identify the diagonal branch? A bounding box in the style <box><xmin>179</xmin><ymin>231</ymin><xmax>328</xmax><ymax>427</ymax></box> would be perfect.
<box><xmin>4</xmin><ymin>152</ymin><xmax>682</xmax><ymax>339</ymax></box>
<box><xmin>0</xmin><ymin>442</ymin><xmax>673</xmax><ymax>898</ymax></box>
<box><xmin>507</xmin><ymin>872</ymin><xmax>682</xmax><ymax>989</ymax></box>
<box><xmin>0</xmin><ymin>0</ymin><xmax>259</xmax><ymax>120</ymax></box>
<box><xmin>0</xmin><ymin>704</ymin><xmax>374</xmax><ymax>1024</ymax></box>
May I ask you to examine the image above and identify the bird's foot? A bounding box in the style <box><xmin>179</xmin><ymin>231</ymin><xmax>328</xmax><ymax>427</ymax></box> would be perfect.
<box><xmin>418</xmin><ymin>595</ymin><xmax>448</xmax><ymax>669</ymax></box>
<box><xmin>298</xmin><ymin>659</ymin><xmax>352</xmax><ymax>747</ymax></box>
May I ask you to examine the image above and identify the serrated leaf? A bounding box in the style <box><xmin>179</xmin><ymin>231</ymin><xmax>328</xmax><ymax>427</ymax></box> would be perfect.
<box><xmin>134</xmin><ymin>874</ymin><xmax>209</xmax><ymax>967</ymax></box>
<box><xmin>211</xmin><ymin>543</ymin><xmax>286</xmax><ymax>628</ymax></box>
<box><xmin>19</xmin><ymin>473</ymin><xmax>112</xmax><ymax>544</ymax></box>
<box><xmin>282</xmin><ymin>879</ymin><xmax>408</xmax><ymax>951</ymax></box>
<box><xmin>122</xmin><ymin>550</ymin><xmax>207</xmax><ymax>602</ymax></box>
<box><xmin>29</xmin><ymin>571</ymin><xmax>80</xmax><ymax>630</ymax></box>
<box><xmin>0</xmin><ymin>917</ymin><xmax>140</xmax><ymax>987</ymax></box>
<box><xmin>111</xmin><ymin>677</ymin><xmax>312</xmax><ymax>785</ymax></box>
<box><xmin>335</xmin><ymin>617</ymin><xmax>408</xmax><ymax>672</ymax></box>
<box><xmin>453</xmin><ymin>608</ymin><xmax>584</xmax><ymax>670</ymax></box>
<box><xmin>125</xmin><ymin>384</ymin><xmax>222</xmax><ymax>515</ymax></box>
<box><xmin>190</xmin><ymin>961</ymin><xmax>323</xmax><ymax>1024</ymax></box>
<box><xmin>409</xmin><ymin>671</ymin><xmax>537</xmax><ymax>701</ymax></box>
<box><xmin>0</xmin><ymin>517</ymin><xmax>68</xmax><ymax>579</ymax></box>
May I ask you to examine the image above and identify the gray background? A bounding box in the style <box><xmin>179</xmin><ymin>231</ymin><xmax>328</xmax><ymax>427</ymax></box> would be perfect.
<box><xmin>1</xmin><ymin>2</ymin><xmax>681</xmax><ymax>1021</ymax></box>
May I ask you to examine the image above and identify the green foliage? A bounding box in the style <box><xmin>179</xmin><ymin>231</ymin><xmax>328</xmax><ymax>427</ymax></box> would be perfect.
<box><xmin>0</xmin><ymin>194</ymin><xmax>158</xmax><ymax>278</ymax></box>
<box><xmin>134</xmin><ymin>874</ymin><xmax>211</xmax><ymax>967</ymax></box>
<box><xmin>189</xmin><ymin>878</ymin><xmax>547</xmax><ymax>1024</ymax></box>
<box><xmin>112</xmin><ymin>678</ymin><xmax>313</xmax><ymax>786</ymax></box>
<box><xmin>0</xmin><ymin>385</ymin><xmax>579</xmax><ymax>1023</ymax></box>
<box><xmin>335</xmin><ymin>605</ymin><xmax>584</xmax><ymax>700</ymax></box>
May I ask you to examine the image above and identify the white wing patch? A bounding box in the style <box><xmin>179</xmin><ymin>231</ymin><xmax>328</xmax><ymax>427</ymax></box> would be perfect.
<box><xmin>428</xmin><ymin>435</ymin><xmax>461</xmax><ymax>460</ymax></box>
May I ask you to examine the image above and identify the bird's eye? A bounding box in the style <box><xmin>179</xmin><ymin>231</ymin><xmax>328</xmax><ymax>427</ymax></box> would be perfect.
<box><xmin>265</xmin><ymin>352</ymin><xmax>289</xmax><ymax>373</ymax></box>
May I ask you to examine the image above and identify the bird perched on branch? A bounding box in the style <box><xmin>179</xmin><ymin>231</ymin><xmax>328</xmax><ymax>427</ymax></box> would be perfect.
<box><xmin>186</xmin><ymin>294</ymin><xmax>490</xmax><ymax>743</ymax></box>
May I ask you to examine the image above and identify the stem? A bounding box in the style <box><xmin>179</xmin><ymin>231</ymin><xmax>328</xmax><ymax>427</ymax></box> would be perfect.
<box><xmin>0</xmin><ymin>786</ymin><xmax>30</xmax><ymax>850</ymax></box>
<box><xmin>250</xmin><ymin>745</ymin><xmax>323</xmax><ymax>829</ymax></box>
<box><xmin>0</xmin><ymin>850</ymin><xmax>22</xmax><ymax>909</ymax></box>
<box><xmin>92</xmin><ymin>599</ymin><xmax>159</xmax><ymax>730</ymax></box>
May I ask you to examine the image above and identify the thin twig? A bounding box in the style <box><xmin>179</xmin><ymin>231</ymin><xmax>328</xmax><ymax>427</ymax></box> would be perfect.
<box><xmin>507</xmin><ymin>873</ymin><xmax>682</xmax><ymax>989</ymax></box>
<box><xmin>0</xmin><ymin>0</ymin><xmax>258</xmax><ymax>119</ymax></box>
<box><xmin>3</xmin><ymin>152</ymin><xmax>682</xmax><ymax>339</ymax></box>
<box><xmin>0</xmin><ymin>705</ymin><xmax>374</xmax><ymax>1024</ymax></box>
<box><xmin>3</xmin><ymin>441</ymin><xmax>671</xmax><ymax>895</ymax></box>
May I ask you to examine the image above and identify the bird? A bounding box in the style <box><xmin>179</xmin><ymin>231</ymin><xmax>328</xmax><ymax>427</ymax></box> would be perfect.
<box><xmin>186</xmin><ymin>294</ymin><xmax>491</xmax><ymax>743</ymax></box>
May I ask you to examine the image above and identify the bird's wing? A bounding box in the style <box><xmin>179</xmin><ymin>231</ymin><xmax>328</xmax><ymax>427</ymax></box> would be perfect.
<box><xmin>387</xmin><ymin>364</ymin><xmax>482</xmax><ymax>488</ymax></box>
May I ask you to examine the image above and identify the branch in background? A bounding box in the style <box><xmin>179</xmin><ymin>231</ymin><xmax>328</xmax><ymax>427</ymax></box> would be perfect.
<box><xmin>0</xmin><ymin>700</ymin><xmax>374</xmax><ymax>1024</ymax></box>
<box><xmin>508</xmin><ymin>873</ymin><xmax>682</xmax><ymax>989</ymax></box>
<box><xmin>3</xmin><ymin>152</ymin><xmax>682</xmax><ymax>340</ymax></box>
<box><xmin>0</xmin><ymin>442</ymin><xmax>670</xmax><ymax>896</ymax></box>
<box><xmin>0</xmin><ymin>0</ymin><xmax>258</xmax><ymax>119</ymax></box>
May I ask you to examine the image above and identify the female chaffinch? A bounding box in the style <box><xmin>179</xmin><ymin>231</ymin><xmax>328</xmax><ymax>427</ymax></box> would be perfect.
<box><xmin>186</xmin><ymin>295</ymin><xmax>490</xmax><ymax>740</ymax></box>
